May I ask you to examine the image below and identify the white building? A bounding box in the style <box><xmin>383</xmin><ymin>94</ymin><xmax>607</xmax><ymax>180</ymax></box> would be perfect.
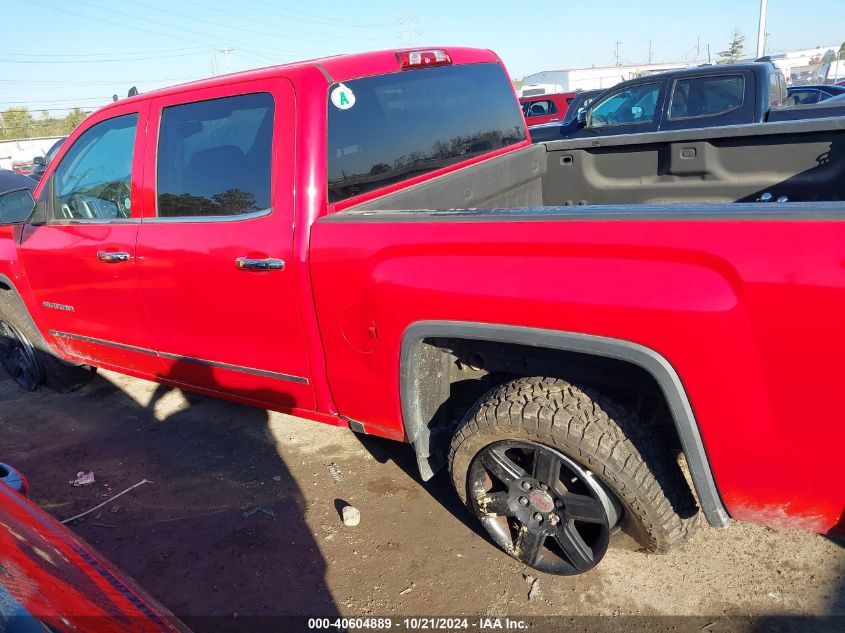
<box><xmin>0</xmin><ymin>136</ymin><xmax>64</xmax><ymax>172</ymax></box>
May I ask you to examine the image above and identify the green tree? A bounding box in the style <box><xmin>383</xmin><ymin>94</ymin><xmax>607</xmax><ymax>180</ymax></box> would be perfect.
<box><xmin>63</xmin><ymin>108</ymin><xmax>88</xmax><ymax>133</ymax></box>
<box><xmin>0</xmin><ymin>108</ymin><xmax>34</xmax><ymax>140</ymax></box>
<box><xmin>839</xmin><ymin>42</ymin><xmax>845</xmax><ymax>60</ymax></box>
<box><xmin>718</xmin><ymin>27</ymin><xmax>745</xmax><ymax>64</ymax></box>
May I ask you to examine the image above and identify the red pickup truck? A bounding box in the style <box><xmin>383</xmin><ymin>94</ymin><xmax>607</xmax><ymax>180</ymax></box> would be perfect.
<box><xmin>520</xmin><ymin>92</ymin><xmax>575</xmax><ymax>126</ymax></box>
<box><xmin>0</xmin><ymin>47</ymin><xmax>843</xmax><ymax>576</ymax></box>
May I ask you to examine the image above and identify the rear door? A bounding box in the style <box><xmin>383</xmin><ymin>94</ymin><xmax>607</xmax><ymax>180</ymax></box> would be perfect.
<box><xmin>17</xmin><ymin>102</ymin><xmax>159</xmax><ymax>373</ymax></box>
<box><xmin>660</xmin><ymin>72</ymin><xmax>753</xmax><ymax>131</ymax></box>
<box><xmin>136</xmin><ymin>78</ymin><xmax>315</xmax><ymax>412</ymax></box>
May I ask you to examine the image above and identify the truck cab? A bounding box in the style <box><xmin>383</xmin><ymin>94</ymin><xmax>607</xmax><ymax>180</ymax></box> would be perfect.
<box><xmin>529</xmin><ymin>62</ymin><xmax>787</xmax><ymax>142</ymax></box>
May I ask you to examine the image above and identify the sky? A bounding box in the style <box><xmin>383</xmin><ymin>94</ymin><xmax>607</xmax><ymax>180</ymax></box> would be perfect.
<box><xmin>2</xmin><ymin>0</ymin><xmax>843</xmax><ymax>117</ymax></box>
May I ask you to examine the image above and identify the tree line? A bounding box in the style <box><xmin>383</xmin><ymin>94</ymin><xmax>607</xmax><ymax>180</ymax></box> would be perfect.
<box><xmin>0</xmin><ymin>107</ymin><xmax>89</xmax><ymax>141</ymax></box>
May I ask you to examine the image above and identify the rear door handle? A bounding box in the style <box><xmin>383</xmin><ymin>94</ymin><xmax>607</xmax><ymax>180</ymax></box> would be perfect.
<box><xmin>235</xmin><ymin>257</ymin><xmax>285</xmax><ymax>271</ymax></box>
<box><xmin>97</xmin><ymin>251</ymin><xmax>131</xmax><ymax>263</ymax></box>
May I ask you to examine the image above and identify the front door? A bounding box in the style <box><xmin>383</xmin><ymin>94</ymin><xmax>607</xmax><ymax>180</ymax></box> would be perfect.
<box><xmin>577</xmin><ymin>81</ymin><xmax>665</xmax><ymax>138</ymax></box>
<box><xmin>136</xmin><ymin>79</ymin><xmax>315</xmax><ymax>412</ymax></box>
<box><xmin>18</xmin><ymin>103</ymin><xmax>159</xmax><ymax>374</ymax></box>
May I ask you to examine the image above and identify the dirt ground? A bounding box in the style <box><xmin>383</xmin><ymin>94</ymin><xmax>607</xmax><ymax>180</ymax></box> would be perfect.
<box><xmin>1</xmin><ymin>369</ymin><xmax>843</xmax><ymax>631</ymax></box>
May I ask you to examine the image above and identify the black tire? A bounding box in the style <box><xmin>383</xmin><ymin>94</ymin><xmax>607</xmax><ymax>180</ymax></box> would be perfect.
<box><xmin>0</xmin><ymin>291</ymin><xmax>95</xmax><ymax>393</ymax></box>
<box><xmin>449</xmin><ymin>376</ymin><xmax>700</xmax><ymax>569</ymax></box>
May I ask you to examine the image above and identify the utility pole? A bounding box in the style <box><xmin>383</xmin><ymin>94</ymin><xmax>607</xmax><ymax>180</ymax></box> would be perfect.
<box><xmin>756</xmin><ymin>0</ymin><xmax>769</xmax><ymax>58</ymax></box>
<box><xmin>697</xmin><ymin>36</ymin><xmax>701</xmax><ymax>60</ymax></box>
<box><xmin>219</xmin><ymin>46</ymin><xmax>234</xmax><ymax>73</ymax></box>
<box><xmin>614</xmin><ymin>41</ymin><xmax>622</xmax><ymax>66</ymax></box>
<box><xmin>648</xmin><ymin>40</ymin><xmax>653</xmax><ymax>64</ymax></box>
<box><xmin>210</xmin><ymin>46</ymin><xmax>219</xmax><ymax>76</ymax></box>
<box><xmin>707</xmin><ymin>44</ymin><xmax>711</xmax><ymax>64</ymax></box>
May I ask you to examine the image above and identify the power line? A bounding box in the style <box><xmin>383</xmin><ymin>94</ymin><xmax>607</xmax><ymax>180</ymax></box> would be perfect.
<box><xmin>27</xmin><ymin>0</ymin><xmax>220</xmax><ymax>49</ymax></box>
<box><xmin>0</xmin><ymin>51</ymin><xmax>207</xmax><ymax>64</ymax></box>
<box><xmin>0</xmin><ymin>47</ymin><xmax>206</xmax><ymax>58</ymax></box>
<box><xmin>0</xmin><ymin>76</ymin><xmax>198</xmax><ymax>86</ymax></box>
<box><xmin>119</xmin><ymin>0</ymin><xmax>393</xmax><ymax>45</ymax></box>
<box><xmin>236</xmin><ymin>0</ymin><xmax>394</xmax><ymax>28</ymax></box>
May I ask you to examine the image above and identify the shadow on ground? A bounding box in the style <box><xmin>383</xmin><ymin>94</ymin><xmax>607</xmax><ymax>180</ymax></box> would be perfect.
<box><xmin>0</xmin><ymin>366</ymin><xmax>339</xmax><ymax>632</ymax></box>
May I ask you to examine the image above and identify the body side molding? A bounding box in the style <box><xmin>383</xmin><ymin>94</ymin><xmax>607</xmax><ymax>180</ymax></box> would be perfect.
<box><xmin>400</xmin><ymin>320</ymin><xmax>730</xmax><ymax>528</ymax></box>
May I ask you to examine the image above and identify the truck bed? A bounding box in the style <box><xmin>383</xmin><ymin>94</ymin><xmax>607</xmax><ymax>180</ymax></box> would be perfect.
<box><xmin>312</xmin><ymin>118</ymin><xmax>845</xmax><ymax>534</ymax></box>
<box><xmin>351</xmin><ymin>116</ymin><xmax>845</xmax><ymax>211</ymax></box>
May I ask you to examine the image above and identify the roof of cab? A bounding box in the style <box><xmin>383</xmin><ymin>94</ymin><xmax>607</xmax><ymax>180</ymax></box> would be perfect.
<box><xmin>620</xmin><ymin>62</ymin><xmax>776</xmax><ymax>85</ymax></box>
<box><xmin>95</xmin><ymin>47</ymin><xmax>502</xmax><ymax>116</ymax></box>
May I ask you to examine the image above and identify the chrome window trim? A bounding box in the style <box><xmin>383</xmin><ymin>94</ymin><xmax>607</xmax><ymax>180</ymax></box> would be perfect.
<box><xmin>143</xmin><ymin>207</ymin><xmax>272</xmax><ymax>224</ymax></box>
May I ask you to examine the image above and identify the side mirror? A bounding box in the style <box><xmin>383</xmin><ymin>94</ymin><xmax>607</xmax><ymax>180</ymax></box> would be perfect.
<box><xmin>577</xmin><ymin>108</ymin><xmax>588</xmax><ymax>127</ymax></box>
<box><xmin>32</xmin><ymin>155</ymin><xmax>46</xmax><ymax>166</ymax></box>
<box><xmin>0</xmin><ymin>188</ymin><xmax>36</xmax><ymax>225</ymax></box>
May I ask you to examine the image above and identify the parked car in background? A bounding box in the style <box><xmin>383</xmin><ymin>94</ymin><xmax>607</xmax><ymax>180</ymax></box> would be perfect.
<box><xmin>10</xmin><ymin>160</ymin><xmax>34</xmax><ymax>177</ymax></box>
<box><xmin>530</xmin><ymin>62</ymin><xmax>788</xmax><ymax>142</ymax></box>
<box><xmin>0</xmin><ymin>463</ymin><xmax>188</xmax><ymax>631</ymax></box>
<box><xmin>767</xmin><ymin>91</ymin><xmax>845</xmax><ymax>121</ymax></box>
<box><xmin>519</xmin><ymin>92</ymin><xmax>576</xmax><ymax>126</ymax></box>
<box><xmin>28</xmin><ymin>136</ymin><xmax>67</xmax><ymax>183</ymax></box>
<box><xmin>786</xmin><ymin>84</ymin><xmax>845</xmax><ymax>105</ymax></box>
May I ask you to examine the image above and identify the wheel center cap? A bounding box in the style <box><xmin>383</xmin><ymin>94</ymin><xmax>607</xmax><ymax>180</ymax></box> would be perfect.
<box><xmin>528</xmin><ymin>489</ymin><xmax>554</xmax><ymax>513</ymax></box>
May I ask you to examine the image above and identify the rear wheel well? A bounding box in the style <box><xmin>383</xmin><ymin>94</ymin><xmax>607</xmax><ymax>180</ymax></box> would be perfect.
<box><xmin>410</xmin><ymin>337</ymin><xmax>684</xmax><ymax>478</ymax></box>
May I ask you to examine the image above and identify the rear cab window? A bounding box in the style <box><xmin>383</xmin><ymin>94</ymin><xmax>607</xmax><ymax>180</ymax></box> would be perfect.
<box><xmin>668</xmin><ymin>75</ymin><xmax>745</xmax><ymax>120</ymax></box>
<box><xmin>327</xmin><ymin>63</ymin><xmax>526</xmax><ymax>204</ymax></box>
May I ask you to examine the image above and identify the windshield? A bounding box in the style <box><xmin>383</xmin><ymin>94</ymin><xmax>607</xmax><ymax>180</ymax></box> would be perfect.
<box><xmin>327</xmin><ymin>63</ymin><xmax>526</xmax><ymax>203</ymax></box>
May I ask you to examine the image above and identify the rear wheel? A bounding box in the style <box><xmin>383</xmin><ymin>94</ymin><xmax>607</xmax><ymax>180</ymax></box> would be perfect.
<box><xmin>449</xmin><ymin>376</ymin><xmax>700</xmax><ymax>575</ymax></box>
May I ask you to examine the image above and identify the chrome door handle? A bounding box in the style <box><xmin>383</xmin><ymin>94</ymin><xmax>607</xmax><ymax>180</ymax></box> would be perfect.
<box><xmin>235</xmin><ymin>257</ymin><xmax>285</xmax><ymax>271</ymax></box>
<box><xmin>97</xmin><ymin>251</ymin><xmax>131</xmax><ymax>263</ymax></box>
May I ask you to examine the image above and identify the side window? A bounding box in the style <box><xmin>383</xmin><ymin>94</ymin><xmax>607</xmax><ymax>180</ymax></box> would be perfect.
<box><xmin>769</xmin><ymin>73</ymin><xmax>786</xmax><ymax>108</ymax></box>
<box><xmin>53</xmin><ymin>114</ymin><xmax>137</xmax><ymax>221</ymax></box>
<box><xmin>790</xmin><ymin>90</ymin><xmax>820</xmax><ymax>105</ymax></box>
<box><xmin>524</xmin><ymin>100</ymin><xmax>556</xmax><ymax>118</ymax></box>
<box><xmin>589</xmin><ymin>83</ymin><xmax>660</xmax><ymax>128</ymax></box>
<box><xmin>669</xmin><ymin>75</ymin><xmax>744</xmax><ymax>119</ymax></box>
<box><xmin>156</xmin><ymin>92</ymin><xmax>274</xmax><ymax>218</ymax></box>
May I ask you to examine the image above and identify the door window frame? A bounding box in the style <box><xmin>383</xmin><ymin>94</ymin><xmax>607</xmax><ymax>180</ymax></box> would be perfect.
<box><xmin>586</xmin><ymin>81</ymin><xmax>664</xmax><ymax>129</ymax></box>
<box><xmin>666</xmin><ymin>74</ymin><xmax>746</xmax><ymax>121</ymax></box>
<box><xmin>143</xmin><ymin>79</ymin><xmax>291</xmax><ymax>224</ymax></box>
<box><xmin>42</xmin><ymin>102</ymin><xmax>149</xmax><ymax>226</ymax></box>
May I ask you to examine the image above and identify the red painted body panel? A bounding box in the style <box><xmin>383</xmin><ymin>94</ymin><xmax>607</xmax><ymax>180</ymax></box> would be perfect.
<box><xmin>520</xmin><ymin>92</ymin><xmax>576</xmax><ymax>126</ymax></box>
<box><xmin>0</xmin><ymin>479</ymin><xmax>186</xmax><ymax>630</ymax></box>
<box><xmin>135</xmin><ymin>77</ymin><xmax>316</xmax><ymax>411</ymax></box>
<box><xmin>309</xmin><ymin>219</ymin><xmax>845</xmax><ymax>534</ymax></box>
<box><xmin>2</xmin><ymin>47</ymin><xmax>843</xmax><ymax>537</ymax></box>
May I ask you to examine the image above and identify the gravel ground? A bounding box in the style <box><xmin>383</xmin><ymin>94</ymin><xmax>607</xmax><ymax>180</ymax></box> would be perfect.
<box><xmin>1</xmin><ymin>369</ymin><xmax>842</xmax><ymax>631</ymax></box>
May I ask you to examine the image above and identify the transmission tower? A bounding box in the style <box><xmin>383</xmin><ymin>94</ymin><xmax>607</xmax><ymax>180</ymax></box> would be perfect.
<box><xmin>397</xmin><ymin>13</ymin><xmax>422</xmax><ymax>48</ymax></box>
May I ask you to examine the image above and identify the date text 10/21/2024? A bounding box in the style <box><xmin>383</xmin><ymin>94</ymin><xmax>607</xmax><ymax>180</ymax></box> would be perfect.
<box><xmin>306</xmin><ymin>618</ymin><xmax>528</xmax><ymax>630</ymax></box>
